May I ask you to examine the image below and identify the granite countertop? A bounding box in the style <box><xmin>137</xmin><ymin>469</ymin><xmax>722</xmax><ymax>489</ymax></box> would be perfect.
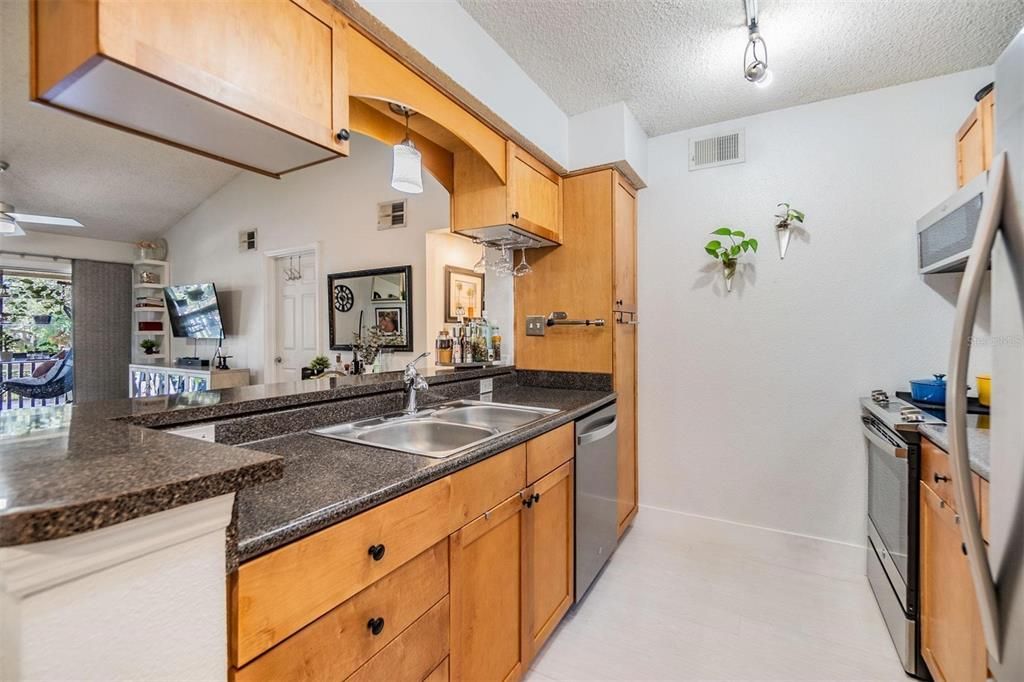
<box><xmin>87</xmin><ymin>365</ymin><xmax>511</xmax><ymax>428</ymax></box>
<box><xmin>234</xmin><ymin>385</ymin><xmax>615</xmax><ymax>562</ymax></box>
<box><xmin>0</xmin><ymin>406</ymin><xmax>283</xmax><ymax>546</ymax></box>
<box><xmin>919</xmin><ymin>414</ymin><xmax>991</xmax><ymax>480</ymax></box>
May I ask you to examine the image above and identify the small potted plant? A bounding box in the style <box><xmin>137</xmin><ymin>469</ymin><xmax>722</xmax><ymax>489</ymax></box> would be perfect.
<box><xmin>774</xmin><ymin>202</ymin><xmax>806</xmax><ymax>259</ymax></box>
<box><xmin>705</xmin><ymin>228</ymin><xmax>758</xmax><ymax>292</ymax></box>
<box><xmin>309</xmin><ymin>355</ymin><xmax>331</xmax><ymax>376</ymax></box>
<box><xmin>140</xmin><ymin>339</ymin><xmax>160</xmax><ymax>355</ymax></box>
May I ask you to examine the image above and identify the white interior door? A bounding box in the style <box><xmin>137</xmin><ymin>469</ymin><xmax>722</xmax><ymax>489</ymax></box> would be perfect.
<box><xmin>273</xmin><ymin>253</ymin><xmax>318</xmax><ymax>383</ymax></box>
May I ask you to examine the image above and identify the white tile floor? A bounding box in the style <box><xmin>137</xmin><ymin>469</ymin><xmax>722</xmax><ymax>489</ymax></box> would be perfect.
<box><xmin>526</xmin><ymin>510</ymin><xmax>909</xmax><ymax>681</ymax></box>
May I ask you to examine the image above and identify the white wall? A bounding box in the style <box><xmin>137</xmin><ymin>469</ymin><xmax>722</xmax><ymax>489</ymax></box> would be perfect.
<box><xmin>0</xmin><ymin>231</ymin><xmax>137</xmax><ymax>264</ymax></box>
<box><xmin>568</xmin><ymin>102</ymin><xmax>649</xmax><ymax>180</ymax></box>
<box><xmin>639</xmin><ymin>68</ymin><xmax>994</xmax><ymax>547</ymax></box>
<box><xmin>165</xmin><ymin>134</ymin><xmax>514</xmax><ymax>382</ymax></box>
<box><xmin>362</xmin><ymin>0</ymin><xmax>569</xmax><ymax>167</ymax></box>
<box><xmin>163</xmin><ymin>134</ymin><xmax>451</xmax><ymax>383</ymax></box>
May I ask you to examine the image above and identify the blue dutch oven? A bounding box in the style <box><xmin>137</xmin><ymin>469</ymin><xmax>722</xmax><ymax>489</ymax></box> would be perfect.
<box><xmin>909</xmin><ymin>374</ymin><xmax>947</xmax><ymax>404</ymax></box>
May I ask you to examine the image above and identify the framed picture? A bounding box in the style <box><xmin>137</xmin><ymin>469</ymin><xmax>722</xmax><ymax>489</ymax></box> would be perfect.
<box><xmin>445</xmin><ymin>266</ymin><xmax>485</xmax><ymax>323</ymax></box>
<box><xmin>375</xmin><ymin>306</ymin><xmax>403</xmax><ymax>336</ymax></box>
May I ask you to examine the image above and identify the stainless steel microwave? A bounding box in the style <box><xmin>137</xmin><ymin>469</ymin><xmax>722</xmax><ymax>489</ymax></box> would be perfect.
<box><xmin>917</xmin><ymin>172</ymin><xmax>987</xmax><ymax>274</ymax></box>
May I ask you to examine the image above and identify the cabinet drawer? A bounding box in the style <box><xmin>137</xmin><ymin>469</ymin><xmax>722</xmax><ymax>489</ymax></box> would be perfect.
<box><xmin>232</xmin><ymin>477</ymin><xmax>452</xmax><ymax>665</ymax></box>
<box><xmin>526</xmin><ymin>423</ymin><xmax>574</xmax><ymax>485</ymax></box>
<box><xmin>347</xmin><ymin>596</ymin><xmax>450</xmax><ymax>682</ymax></box>
<box><xmin>234</xmin><ymin>540</ymin><xmax>448</xmax><ymax>681</ymax></box>
<box><xmin>449</xmin><ymin>445</ymin><xmax>526</xmax><ymax>532</ymax></box>
<box><xmin>922</xmin><ymin>439</ymin><xmax>956</xmax><ymax>509</ymax></box>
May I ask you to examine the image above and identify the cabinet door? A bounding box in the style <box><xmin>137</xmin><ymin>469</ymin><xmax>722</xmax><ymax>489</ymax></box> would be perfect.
<box><xmin>612</xmin><ymin>174</ymin><xmax>637</xmax><ymax>309</ymax></box>
<box><xmin>614</xmin><ymin>319</ymin><xmax>637</xmax><ymax>534</ymax></box>
<box><xmin>956</xmin><ymin>104</ymin><xmax>987</xmax><ymax>188</ymax></box>
<box><xmin>449</xmin><ymin>493</ymin><xmax>524</xmax><ymax>682</ymax></box>
<box><xmin>920</xmin><ymin>483</ymin><xmax>987</xmax><ymax>682</ymax></box>
<box><xmin>522</xmin><ymin>461</ymin><xmax>574</xmax><ymax>665</ymax></box>
<box><xmin>508</xmin><ymin>144</ymin><xmax>562</xmax><ymax>243</ymax></box>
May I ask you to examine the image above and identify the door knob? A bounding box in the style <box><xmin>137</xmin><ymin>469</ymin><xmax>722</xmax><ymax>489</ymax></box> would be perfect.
<box><xmin>274</xmin><ymin>356</ymin><xmax>283</xmax><ymax>364</ymax></box>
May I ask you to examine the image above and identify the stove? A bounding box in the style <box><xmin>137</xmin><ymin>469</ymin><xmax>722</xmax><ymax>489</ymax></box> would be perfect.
<box><xmin>860</xmin><ymin>390</ymin><xmax>942</xmax><ymax>679</ymax></box>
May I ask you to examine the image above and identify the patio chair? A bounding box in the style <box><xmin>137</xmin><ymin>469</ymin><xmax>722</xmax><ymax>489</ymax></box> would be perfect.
<box><xmin>1</xmin><ymin>350</ymin><xmax>74</xmax><ymax>402</ymax></box>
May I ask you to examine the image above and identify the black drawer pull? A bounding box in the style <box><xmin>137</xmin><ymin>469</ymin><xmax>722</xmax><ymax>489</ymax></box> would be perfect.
<box><xmin>934</xmin><ymin>473</ymin><xmax>951</xmax><ymax>483</ymax></box>
<box><xmin>522</xmin><ymin>497</ymin><xmax>533</xmax><ymax>509</ymax></box>
<box><xmin>367</xmin><ymin>617</ymin><xmax>385</xmax><ymax>636</ymax></box>
<box><xmin>532</xmin><ymin>492</ymin><xmax>541</xmax><ymax>504</ymax></box>
<box><xmin>368</xmin><ymin>544</ymin><xmax>386</xmax><ymax>561</ymax></box>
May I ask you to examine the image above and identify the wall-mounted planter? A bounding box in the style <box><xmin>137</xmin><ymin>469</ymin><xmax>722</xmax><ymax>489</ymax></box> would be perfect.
<box><xmin>776</xmin><ymin>227</ymin><xmax>792</xmax><ymax>259</ymax></box>
<box><xmin>723</xmin><ymin>258</ymin><xmax>738</xmax><ymax>292</ymax></box>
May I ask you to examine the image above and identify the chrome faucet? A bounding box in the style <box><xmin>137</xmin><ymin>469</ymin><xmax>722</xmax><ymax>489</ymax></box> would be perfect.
<box><xmin>402</xmin><ymin>352</ymin><xmax>431</xmax><ymax>414</ymax></box>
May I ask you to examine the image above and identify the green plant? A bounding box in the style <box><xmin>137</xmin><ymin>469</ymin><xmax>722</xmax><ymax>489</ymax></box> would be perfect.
<box><xmin>309</xmin><ymin>355</ymin><xmax>331</xmax><ymax>374</ymax></box>
<box><xmin>775</xmin><ymin>203</ymin><xmax>806</xmax><ymax>230</ymax></box>
<box><xmin>704</xmin><ymin>227</ymin><xmax>758</xmax><ymax>274</ymax></box>
<box><xmin>140</xmin><ymin>339</ymin><xmax>160</xmax><ymax>353</ymax></box>
<box><xmin>352</xmin><ymin>325</ymin><xmax>402</xmax><ymax>368</ymax></box>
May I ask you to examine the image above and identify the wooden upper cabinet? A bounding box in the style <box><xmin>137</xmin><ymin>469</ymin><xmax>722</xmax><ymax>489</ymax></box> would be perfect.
<box><xmin>613</xmin><ymin>177</ymin><xmax>637</xmax><ymax>310</ymax></box>
<box><xmin>956</xmin><ymin>90</ymin><xmax>995</xmax><ymax>188</ymax></box>
<box><xmin>30</xmin><ymin>0</ymin><xmax>350</xmax><ymax>177</ymax></box>
<box><xmin>920</xmin><ymin>483</ymin><xmax>987</xmax><ymax>682</ymax></box>
<box><xmin>452</xmin><ymin>142</ymin><xmax>563</xmax><ymax>245</ymax></box>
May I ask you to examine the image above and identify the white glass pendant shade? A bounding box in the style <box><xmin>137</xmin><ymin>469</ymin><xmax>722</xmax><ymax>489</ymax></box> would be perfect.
<box><xmin>391</xmin><ymin>139</ymin><xmax>423</xmax><ymax>194</ymax></box>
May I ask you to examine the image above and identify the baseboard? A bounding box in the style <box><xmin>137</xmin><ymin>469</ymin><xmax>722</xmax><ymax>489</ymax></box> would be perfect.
<box><xmin>633</xmin><ymin>503</ymin><xmax>867</xmax><ymax>580</ymax></box>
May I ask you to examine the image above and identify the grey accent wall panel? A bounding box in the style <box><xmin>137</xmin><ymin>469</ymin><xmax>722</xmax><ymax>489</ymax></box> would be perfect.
<box><xmin>72</xmin><ymin>260</ymin><xmax>132</xmax><ymax>402</ymax></box>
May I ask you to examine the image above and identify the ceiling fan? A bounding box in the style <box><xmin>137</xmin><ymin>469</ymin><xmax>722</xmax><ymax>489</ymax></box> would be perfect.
<box><xmin>0</xmin><ymin>161</ymin><xmax>84</xmax><ymax>237</ymax></box>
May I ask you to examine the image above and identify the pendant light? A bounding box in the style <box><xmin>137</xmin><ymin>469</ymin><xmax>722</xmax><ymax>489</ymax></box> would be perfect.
<box><xmin>389</xmin><ymin>104</ymin><xmax>423</xmax><ymax>194</ymax></box>
<box><xmin>743</xmin><ymin>0</ymin><xmax>771</xmax><ymax>87</ymax></box>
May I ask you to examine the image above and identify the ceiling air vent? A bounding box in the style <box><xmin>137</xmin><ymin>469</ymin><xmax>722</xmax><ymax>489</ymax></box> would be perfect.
<box><xmin>689</xmin><ymin>130</ymin><xmax>745</xmax><ymax>171</ymax></box>
<box><xmin>377</xmin><ymin>199</ymin><xmax>408</xmax><ymax>230</ymax></box>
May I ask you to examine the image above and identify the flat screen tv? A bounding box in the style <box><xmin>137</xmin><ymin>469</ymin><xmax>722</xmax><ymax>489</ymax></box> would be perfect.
<box><xmin>164</xmin><ymin>283</ymin><xmax>225</xmax><ymax>339</ymax></box>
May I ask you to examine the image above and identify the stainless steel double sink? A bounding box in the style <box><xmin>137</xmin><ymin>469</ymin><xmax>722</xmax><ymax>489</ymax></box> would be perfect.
<box><xmin>310</xmin><ymin>399</ymin><xmax>558</xmax><ymax>458</ymax></box>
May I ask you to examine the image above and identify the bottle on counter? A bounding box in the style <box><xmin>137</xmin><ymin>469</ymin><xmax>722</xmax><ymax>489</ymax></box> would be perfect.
<box><xmin>436</xmin><ymin>330</ymin><xmax>453</xmax><ymax>365</ymax></box>
<box><xmin>491</xmin><ymin>325</ymin><xmax>501</xmax><ymax>362</ymax></box>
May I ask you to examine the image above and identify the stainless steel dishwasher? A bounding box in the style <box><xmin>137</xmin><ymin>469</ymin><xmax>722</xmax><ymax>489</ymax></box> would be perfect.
<box><xmin>574</xmin><ymin>401</ymin><xmax>618</xmax><ymax>602</ymax></box>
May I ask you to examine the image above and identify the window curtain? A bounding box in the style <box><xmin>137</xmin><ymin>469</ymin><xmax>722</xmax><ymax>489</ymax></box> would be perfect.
<box><xmin>71</xmin><ymin>260</ymin><xmax>132</xmax><ymax>402</ymax></box>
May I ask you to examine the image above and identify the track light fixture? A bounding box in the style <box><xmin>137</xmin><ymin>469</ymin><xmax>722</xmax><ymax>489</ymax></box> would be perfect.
<box><xmin>743</xmin><ymin>0</ymin><xmax>771</xmax><ymax>87</ymax></box>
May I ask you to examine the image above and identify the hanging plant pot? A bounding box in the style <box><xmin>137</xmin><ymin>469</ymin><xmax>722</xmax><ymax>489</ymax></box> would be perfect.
<box><xmin>723</xmin><ymin>258</ymin><xmax>738</xmax><ymax>292</ymax></box>
<box><xmin>777</xmin><ymin>226</ymin><xmax>792</xmax><ymax>259</ymax></box>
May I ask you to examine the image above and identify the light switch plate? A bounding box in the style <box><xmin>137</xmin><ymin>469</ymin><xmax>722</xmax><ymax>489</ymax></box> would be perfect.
<box><xmin>526</xmin><ymin>316</ymin><xmax>546</xmax><ymax>336</ymax></box>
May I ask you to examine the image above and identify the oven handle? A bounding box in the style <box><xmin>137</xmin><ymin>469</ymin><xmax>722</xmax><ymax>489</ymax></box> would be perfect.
<box><xmin>861</xmin><ymin>418</ymin><xmax>908</xmax><ymax>459</ymax></box>
<box><xmin>947</xmin><ymin>151</ymin><xmax>1011</xmax><ymax>664</ymax></box>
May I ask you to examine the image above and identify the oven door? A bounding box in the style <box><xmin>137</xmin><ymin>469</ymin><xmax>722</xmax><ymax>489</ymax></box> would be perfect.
<box><xmin>863</xmin><ymin>414</ymin><xmax>911</xmax><ymax>605</ymax></box>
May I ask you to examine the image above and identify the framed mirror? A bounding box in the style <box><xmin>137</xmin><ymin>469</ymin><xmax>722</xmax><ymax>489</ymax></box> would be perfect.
<box><xmin>328</xmin><ymin>265</ymin><xmax>413</xmax><ymax>352</ymax></box>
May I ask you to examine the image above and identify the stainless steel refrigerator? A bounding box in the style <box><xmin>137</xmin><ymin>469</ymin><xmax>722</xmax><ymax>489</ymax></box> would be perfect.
<box><xmin>948</xmin><ymin>27</ymin><xmax>1024</xmax><ymax>682</ymax></box>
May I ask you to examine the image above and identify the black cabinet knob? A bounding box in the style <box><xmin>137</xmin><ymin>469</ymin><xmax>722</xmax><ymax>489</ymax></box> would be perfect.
<box><xmin>368</xmin><ymin>544</ymin><xmax>386</xmax><ymax>561</ymax></box>
<box><xmin>522</xmin><ymin>497</ymin><xmax>533</xmax><ymax>509</ymax></box>
<box><xmin>335</xmin><ymin>128</ymin><xmax>351</xmax><ymax>142</ymax></box>
<box><xmin>511</xmin><ymin>211</ymin><xmax>520</xmax><ymax>220</ymax></box>
<box><xmin>532</xmin><ymin>492</ymin><xmax>541</xmax><ymax>504</ymax></box>
<box><xmin>367</xmin><ymin>617</ymin><xmax>385</xmax><ymax>636</ymax></box>
<box><xmin>934</xmin><ymin>473</ymin><xmax>951</xmax><ymax>483</ymax></box>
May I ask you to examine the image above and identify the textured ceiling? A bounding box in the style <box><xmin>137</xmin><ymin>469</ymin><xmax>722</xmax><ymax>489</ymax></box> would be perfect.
<box><xmin>0</xmin><ymin>0</ymin><xmax>240</xmax><ymax>243</ymax></box>
<box><xmin>459</xmin><ymin>0</ymin><xmax>1024</xmax><ymax>136</ymax></box>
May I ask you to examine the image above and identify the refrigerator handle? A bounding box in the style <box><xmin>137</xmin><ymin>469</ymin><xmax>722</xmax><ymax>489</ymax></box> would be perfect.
<box><xmin>948</xmin><ymin>151</ymin><xmax>1010</xmax><ymax>663</ymax></box>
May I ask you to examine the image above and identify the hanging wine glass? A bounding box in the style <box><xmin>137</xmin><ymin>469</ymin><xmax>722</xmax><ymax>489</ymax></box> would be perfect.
<box><xmin>495</xmin><ymin>244</ymin><xmax>513</xmax><ymax>277</ymax></box>
<box><xmin>513</xmin><ymin>248</ymin><xmax>532</xmax><ymax>277</ymax></box>
<box><xmin>472</xmin><ymin>242</ymin><xmax>487</xmax><ymax>274</ymax></box>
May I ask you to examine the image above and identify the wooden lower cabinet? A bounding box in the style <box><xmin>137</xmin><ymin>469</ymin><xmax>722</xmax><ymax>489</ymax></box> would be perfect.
<box><xmin>232</xmin><ymin>432</ymin><xmax>577</xmax><ymax>682</ymax></box>
<box><xmin>522</xmin><ymin>461</ymin><xmax>574</xmax><ymax>665</ymax></box>
<box><xmin>449</xmin><ymin>493</ymin><xmax>525</xmax><ymax>682</ymax></box>
<box><xmin>920</xmin><ymin>482</ymin><xmax>987</xmax><ymax>682</ymax></box>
